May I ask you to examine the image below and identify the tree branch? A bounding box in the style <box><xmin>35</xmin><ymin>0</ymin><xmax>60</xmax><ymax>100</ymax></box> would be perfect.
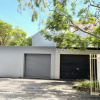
<box><xmin>72</xmin><ymin>24</ymin><xmax>100</xmax><ymax>39</ymax></box>
<box><xmin>64</xmin><ymin>15</ymin><xmax>100</xmax><ymax>39</ymax></box>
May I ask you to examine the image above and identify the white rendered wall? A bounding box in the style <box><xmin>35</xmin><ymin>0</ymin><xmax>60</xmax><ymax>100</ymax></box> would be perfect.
<box><xmin>55</xmin><ymin>49</ymin><xmax>100</xmax><ymax>79</ymax></box>
<box><xmin>0</xmin><ymin>46</ymin><xmax>100</xmax><ymax>81</ymax></box>
<box><xmin>32</xmin><ymin>30</ymin><xmax>88</xmax><ymax>47</ymax></box>
<box><xmin>32</xmin><ymin>33</ymin><xmax>56</xmax><ymax>46</ymax></box>
<box><xmin>0</xmin><ymin>46</ymin><xmax>56</xmax><ymax>79</ymax></box>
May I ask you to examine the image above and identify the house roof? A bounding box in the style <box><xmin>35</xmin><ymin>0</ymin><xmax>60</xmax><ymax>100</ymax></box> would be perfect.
<box><xmin>33</xmin><ymin>24</ymin><xmax>96</xmax><ymax>38</ymax></box>
<box><xmin>33</xmin><ymin>29</ymin><xmax>61</xmax><ymax>37</ymax></box>
<box><xmin>71</xmin><ymin>24</ymin><xmax>96</xmax><ymax>33</ymax></box>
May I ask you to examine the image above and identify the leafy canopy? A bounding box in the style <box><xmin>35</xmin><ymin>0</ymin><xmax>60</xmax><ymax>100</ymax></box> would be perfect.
<box><xmin>0</xmin><ymin>20</ymin><xmax>13</xmax><ymax>46</ymax></box>
<box><xmin>41</xmin><ymin>2</ymin><xmax>100</xmax><ymax>50</ymax></box>
<box><xmin>0</xmin><ymin>20</ymin><xmax>32</xmax><ymax>46</ymax></box>
<box><xmin>18</xmin><ymin>0</ymin><xmax>100</xmax><ymax>49</ymax></box>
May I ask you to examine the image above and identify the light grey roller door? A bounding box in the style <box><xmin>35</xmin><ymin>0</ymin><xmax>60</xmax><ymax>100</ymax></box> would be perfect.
<box><xmin>25</xmin><ymin>54</ymin><xmax>51</xmax><ymax>79</ymax></box>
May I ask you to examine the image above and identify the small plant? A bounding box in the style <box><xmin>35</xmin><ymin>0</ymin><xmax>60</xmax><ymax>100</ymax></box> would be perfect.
<box><xmin>73</xmin><ymin>80</ymin><xmax>100</xmax><ymax>92</ymax></box>
<box><xmin>75</xmin><ymin>80</ymin><xmax>90</xmax><ymax>88</ymax></box>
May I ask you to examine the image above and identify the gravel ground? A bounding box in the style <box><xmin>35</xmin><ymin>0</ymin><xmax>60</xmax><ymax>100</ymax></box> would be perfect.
<box><xmin>0</xmin><ymin>78</ymin><xmax>100</xmax><ymax>100</ymax></box>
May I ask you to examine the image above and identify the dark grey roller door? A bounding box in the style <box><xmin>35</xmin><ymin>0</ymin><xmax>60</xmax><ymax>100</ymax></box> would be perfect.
<box><xmin>60</xmin><ymin>54</ymin><xmax>90</xmax><ymax>79</ymax></box>
<box><xmin>25</xmin><ymin>54</ymin><xmax>51</xmax><ymax>79</ymax></box>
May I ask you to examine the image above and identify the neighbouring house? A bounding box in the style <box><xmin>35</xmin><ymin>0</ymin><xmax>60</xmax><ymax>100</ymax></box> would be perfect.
<box><xmin>32</xmin><ymin>24</ymin><xmax>96</xmax><ymax>47</ymax></box>
<box><xmin>71</xmin><ymin>24</ymin><xmax>96</xmax><ymax>38</ymax></box>
<box><xmin>32</xmin><ymin>31</ymin><xmax>56</xmax><ymax>46</ymax></box>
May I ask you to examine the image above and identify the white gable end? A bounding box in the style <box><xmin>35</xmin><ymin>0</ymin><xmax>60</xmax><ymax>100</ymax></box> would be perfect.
<box><xmin>32</xmin><ymin>32</ymin><xmax>56</xmax><ymax>46</ymax></box>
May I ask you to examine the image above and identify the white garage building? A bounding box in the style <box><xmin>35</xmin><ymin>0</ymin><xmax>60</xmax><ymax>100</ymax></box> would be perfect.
<box><xmin>0</xmin><ymin>46</ymin><xmax>100</xmax><ymax>81</ymax></box>
<box><xmin>0</xmin><ymin>27</ymin><xmax>100</xmax><ymax>82</ymax></box>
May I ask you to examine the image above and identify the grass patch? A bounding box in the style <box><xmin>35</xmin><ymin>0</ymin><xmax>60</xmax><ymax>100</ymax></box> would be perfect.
<box><xmin>73</xmin><ymin>80</ymin><xmax>100</xmax><ymax>92</ymax></box>
<box><xmin>75</xmin><ymin>80</ymin><xmax>90</xmax><ymax>88</ymax></box>
<box><xmin>75</xmin><ymin>80</ymin><xmax>100</xmax><ymax>88</ymax></box>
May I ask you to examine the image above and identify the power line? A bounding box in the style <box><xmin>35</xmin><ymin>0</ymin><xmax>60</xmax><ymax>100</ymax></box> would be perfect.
<box><xmin>0</xmin><ymin>10</ymin><xmax>34</xmax><ymax>36</ymax></box>
<box><xmin>0</xmin><ymin>9</ymin><xmax>34</xmax><ymax>32</ymax></box>
<box><xmin>0</xmin><ymin>14</ymin><xmax>32</xmax><ymax>36</ymax></box>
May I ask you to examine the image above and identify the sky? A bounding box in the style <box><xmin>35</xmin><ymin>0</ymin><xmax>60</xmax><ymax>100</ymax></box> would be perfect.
<box><xmin>0</xmin><ymin>0</ymin><xmax>98</xmax><ymax>37</ymax></box>
<box><xmin>0</xmin><ymin>0</ymin><xmax>45</xmax><ymax>37</ymax></box>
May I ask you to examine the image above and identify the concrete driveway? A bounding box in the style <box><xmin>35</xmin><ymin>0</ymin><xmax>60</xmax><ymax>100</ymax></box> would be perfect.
<box><xmin>0</xmin><ymin>78</ymin><xmax>100</xmax><ymax>100</ymax></box>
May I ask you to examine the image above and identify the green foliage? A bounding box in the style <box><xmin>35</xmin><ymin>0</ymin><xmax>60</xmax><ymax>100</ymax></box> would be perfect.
<box><xmin>17</xmin><ymin>0</ymin><xmax>23</xmax><ymax>3</ymax></box>
<box><xmin>26</xmin><ymin>36</ymin><xmax>32</xmax><ymax>46</ymax></box>
<box><xmin>18</xmin><ymin>0</ymin><xmax>100</xmax><ymax>25</ymax></box>
<box><xmin>84</xmin><ymin>0</ymin><xmax>90</xmax><ymax>4</ymax></box>
<box><xmin>10</xmin><ymin>26</ymin><xmax>27</xmax><ymax>46</ymax></box>
<box><xmin>75</xmin><ymin>80</ymin><xmax>100</xmax><ymax>88</ymax></box>
<box><xmin>41</xmin><ymin>29</ymin><xmax>89</xmax><ymax>50</ymax></box>
<box><xmin>17</xmin><ymin>0</ymin><xmax>49</xmax><ymax>22</ymax></box>
<box><xmin>54</xmin><ymin>0</ymin><xmax>57</xmax><ymax>6</ymax></box>
<box><xmin>46</xmin><ymin>3</ymin><xmax>71</xmax><ymax>31</ymax></box>
<box><xmin>75</xmin><ymin>80</ymin><xmax>90</xmax><ymax>88</ymax></box>
<box><xmin>40</xmin><ymin>1</ymin><xmax>100</xmax><ymax>50</ymax></box>
<box><xmin>43</xmin><ymin>1</ymin><xmax>47</xmax><ymax>8</ymax></box>
<box><xmin>32</xmin><ymin>11</ymin><xmax>38</xmax><ymax>21</ymax></box>
<box><xmin>40</xmin><ymin>3</ymin><xmax>90</xmax><ymax>50</ymax></box>
<box><xmin>89</xmin><ymin>25</ymin><xmax>100</xmax><ymax>48</ymax></box>
<box><xmin>0</xmin><ymin>20</ymin><xmax>13</xmax><ymax>46</ymax></box>
<box><xmin>18</xmin><ymin>0</ymin><xmax>100</xmax><ymax>49</ymax></box>
<box><xmin>70</xmin><ymin>1</ymin><xmax>76</xmax><ymax>15</ymax></box>
<box><xmin>17</xmin><ymin>0</ymin><xmax>68</xmax><ymax>21</ymax></box>
<box><xmin>0</xmin><ymin>20</ymin><xmax>32</xmax><ymax>46</ymax></box>
<box><xmin>40</xmin><ymin>29</ymin><xmax>52</xmax><ymax>41</ymax></box>
<box><xmin>75</xmin><ymin>17</ymin><xmax>96</xmax><ymax>24</ymax></box>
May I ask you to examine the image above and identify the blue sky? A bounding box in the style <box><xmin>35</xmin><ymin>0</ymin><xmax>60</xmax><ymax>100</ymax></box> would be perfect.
<box><xmin>0</xmin><ymin>0</ymin><xmax>97</xmax><ymax>37</ymax></box>
<box><xmin>0</xmin><ymin>0</ymin><xmax>45</xmax><ymax>37</ymax></box>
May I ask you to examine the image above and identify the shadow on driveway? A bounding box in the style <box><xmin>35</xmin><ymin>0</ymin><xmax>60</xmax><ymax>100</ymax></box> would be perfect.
<box><xmin>0</xmin><ymin>78</ymin><xmax>100</xmax><ymax>100</ymax></box>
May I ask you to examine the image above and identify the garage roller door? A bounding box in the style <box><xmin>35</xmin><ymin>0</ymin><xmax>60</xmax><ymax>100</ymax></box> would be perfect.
<box><xmin>60</xmin><ymin>54</ymin><xmax>90</xmax><ymax>79</ymax></box>
<box><xmin>25</xmin><ymin>54</ymin><xmax>51</xmax><ymax>79</ymax></box>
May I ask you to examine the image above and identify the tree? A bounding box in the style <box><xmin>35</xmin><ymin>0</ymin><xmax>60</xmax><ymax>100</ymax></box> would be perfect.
<box><xmin>0</xmin><ymin>20</ymin><xmax>13</xmax><ymax>46</ymax></box>
<box><xmin>10</xmin><ymin>26</ymin><xmax>27</xmax><ymax>46</ymax></box>
<box><xmin>26</xmin><ymin>36</ymin><xmax>32</xmax><ymax>46</ymax></box>
<box><xmin>17</xmin><ymin>0</ymin><xmax>68</xmax><ymax>21</ymax></box>
<box><xmin>17</xmin><ymin>0</ymin><xmax>48</xmax><ymax>21</ymax></box>
<box><xmin>44</xmin><ymin>1</ymin><xmax>100</xmax><ymax>37</ymax></box>
<box><xmin>18</xmin><ymin>0</ymin><xmax>100</xmax><ymax>49</ymax></box>
<box><xmin>40</xmin><ymin>1</ymin><xmax>100</xmax><ymax>49</ymax></box>
<box><xmin>0</xmin><ymin>20</ymin><xmax>32</xmax><ymax>46</ymax></box>
<box><xmin>10</xmin><ymin>27</ymin><xmax>32</xmax><ymax>46</ymax></box>
<box><xmin>18</xmin><ymin>0</ymin><xmax>100</xmax><ymax>25</ymax></box>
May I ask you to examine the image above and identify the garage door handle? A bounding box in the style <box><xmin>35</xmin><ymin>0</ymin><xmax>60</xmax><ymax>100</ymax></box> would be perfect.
<box><xmin>77</xmin><ymin>68</ymin><xmax>79</xmax><ymax>71</ymax></box>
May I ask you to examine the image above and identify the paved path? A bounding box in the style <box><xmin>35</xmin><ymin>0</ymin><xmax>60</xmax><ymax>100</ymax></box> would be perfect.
<box><xmin>0</xmin><ymin>78</ymin><xmax>100</xmax><ymax>100</ymax></box>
